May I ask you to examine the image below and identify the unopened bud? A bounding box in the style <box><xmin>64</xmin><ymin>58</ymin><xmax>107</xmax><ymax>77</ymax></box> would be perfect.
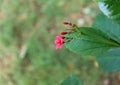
<box><xmin>63</xmin><ymin>22</ymin><xmax>69</xmax><ymax>25</ymax></box>
<box><xmin>60</xmin><ymin>32</ymin><xmax>68</xmax><ymax>35</ymax></box>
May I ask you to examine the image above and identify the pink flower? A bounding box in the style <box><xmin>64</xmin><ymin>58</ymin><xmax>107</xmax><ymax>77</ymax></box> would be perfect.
<box><xmin>54</xmin><ymin>35</ymin><xmax>64</xmax><ymax>49</ymax></box>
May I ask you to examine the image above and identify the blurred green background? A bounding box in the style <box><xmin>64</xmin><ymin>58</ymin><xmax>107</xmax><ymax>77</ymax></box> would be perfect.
<box><xmin>0</xmin><ymin>0</ymin><xmax>117</xmax><ymax>85</ymax></box>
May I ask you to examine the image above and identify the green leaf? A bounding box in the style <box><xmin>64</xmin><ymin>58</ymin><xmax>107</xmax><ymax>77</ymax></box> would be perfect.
<box><xmin>93</xmin><ymin>13</ymin><xmax>120</xmax><ymax>44</ymax></box>
<box><xmin>61</xmin><ymin>75</ymin><xmax>83</xmax><ymax>85</ymax></box>
<box><xmin>65</xmin><ymin>27</ymin><xmax>119</xmax><ymax>56</ymax></box>
<box><xmin>97</xmin><ymin>48</ymin><xmax>120</xmax><ymax>72</ymax></box>
<box><xmin>65</xmin><ymin>36</ymin><xmax>114</xmax><ymax>56</ymax></box>
<box><xmin>98</xmin><ymin>1</ymin><xmax>120</xmax><ymax>24</ymax></box>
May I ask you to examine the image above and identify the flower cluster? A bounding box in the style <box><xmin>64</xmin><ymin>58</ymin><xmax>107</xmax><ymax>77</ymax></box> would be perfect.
<box><xmin>54</xmin><ymin>22</ymin><xmax>77</xmax><ymax>50</ymax></box>
<box><xmin>63</xmin><ymin>22</ymin><xmax>77</xmax><ymax>27</ymax></box>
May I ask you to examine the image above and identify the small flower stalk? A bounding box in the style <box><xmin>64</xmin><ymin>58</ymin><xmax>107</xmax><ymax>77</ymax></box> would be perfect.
<box><xmin>54</xmin><ymin>21</ymin><xmax>78</xmax><ymax>50</ymax></box>
<box><xmin>63</xmin><ymin>21</ymin><xmax>78</xmax><ymax>28</ymax></box>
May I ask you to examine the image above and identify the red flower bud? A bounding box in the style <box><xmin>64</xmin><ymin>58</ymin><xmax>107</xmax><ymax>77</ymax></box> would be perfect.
<box><xmin>60</xmin><ymin>32</ymin><xmax>68</xmax><ymax>35</ymax></box>
<box><xmin>63</xmin><ymin>22</ymin><xmax>69</xmax><ymax>25</ymax></box>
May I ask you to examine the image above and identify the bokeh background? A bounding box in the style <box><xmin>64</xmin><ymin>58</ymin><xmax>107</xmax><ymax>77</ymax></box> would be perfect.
<box><xmin>0</xmin><ymin>0</ymin><xmax>118</xmax><ymax>85</ymax></box>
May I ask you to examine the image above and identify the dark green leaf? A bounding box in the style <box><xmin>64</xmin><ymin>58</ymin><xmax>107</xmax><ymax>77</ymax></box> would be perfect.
<box><xmin>65</xmin><ymin>27</ymin><xmax>119</xmax><ymax>56</ymax></box>
<box><xmin>93</xmin><ymin>13</ymin><xmax>120</xmax><ymax>44</ymax></box>
<box><xmin>65</xmin><ymin>35</ymin><xmax>115</xmax><ymax>56</ymax></box>
<box><xmin>97</xmin><ymin>48</ymin><xmax>120</xmax><ymax>72</ymax></box>
<box><xmin>61</xmin><ymin>75</ymin><xmax>83</xmax><ymax>85</ymax></box>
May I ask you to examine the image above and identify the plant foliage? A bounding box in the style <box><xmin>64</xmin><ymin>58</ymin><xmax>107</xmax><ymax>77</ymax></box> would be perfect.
<box><xmin>65</xmin><ymin>27</ymin><xmax>119</xmax><ymax>56</ymax></box>
<box><xmin>65</xmin><ymin>2</ymin><xmax>120</xmax><ymax>72</ymax></box>
<box><xmin>98</xmin><ymin>0</ymin><xmax>120</xmax><ymax>24</ymax></box>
